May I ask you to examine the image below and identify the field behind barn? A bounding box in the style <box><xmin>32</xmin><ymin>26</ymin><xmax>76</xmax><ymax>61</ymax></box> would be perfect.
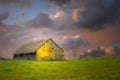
<box><xmin>0</xmin><ymin>57</ymin><xmax>120</xmax><ymax>80</ymax></box>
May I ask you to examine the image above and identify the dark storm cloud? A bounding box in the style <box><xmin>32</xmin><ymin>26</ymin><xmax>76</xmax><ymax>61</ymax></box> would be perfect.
<box><xmin>60</xmin><ymin>36</ymin><xmax>89</xmax><ymax>50</ymax></box>
<box><xmin>80</xmin><ymin>47</ymin><xmax>106</xmax><ymax>58</ymax></box>
<box><xmin>72</xmin><ymin>0</ymin><xmax>120</xmax><ymax>30</ymax></box>
<box><xmin>46</xmin><ymin>0</ymin><xmax>120</xmax><ymax>30</ymax></box>
<box><xmin>0</xmin><ymin>12</ymin><xmax>9</xmax><ymax>24</ymax></box>
<box><xmin>26</xmin><ymin>10</ymin><xmax>74</xmax><ymax>30</ymax></box>
<box><xmin>27</xmin><ymin>13</ymin><xmax>53</xmax><ymax>28</ymax></box>
<box><xmin>80</xmin><ymin>46</ymin><xmax>120</xmax><ymax>58</ymax></box>
<box><xmin>44</xmin><ymin>0</ymin><xmax>71</xmax><ymax>10</ymax></box>
<box><xmin>45</xmin><ymin>0</ymin><xmax>70</xmax><ymax>6</ymax></box>
<box><xmin>60</xmin><ymin>35</ymin><xmax>90</xmax><ymax>58</ymax></box>
<box><xmin>0</xmin><ymin>0</ymin><xmax>32</xmax><ymax>7</ymax></box>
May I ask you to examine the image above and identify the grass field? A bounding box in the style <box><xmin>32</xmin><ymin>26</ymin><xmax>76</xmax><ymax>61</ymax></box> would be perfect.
<box><xmin>0</xmin><ymin>57</ymin><xmax>120</xmax><ymax>80</ymax></box>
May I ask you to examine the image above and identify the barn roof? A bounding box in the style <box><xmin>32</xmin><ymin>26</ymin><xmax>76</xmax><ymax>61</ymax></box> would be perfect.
<box><xmin>48</xmin><ymin>38</ymin><xmax>64</xmax><ymax>52</ymax></box>
<box><xmin>14</xmin><ymin>40</ymin><xmax>45</xmax><ymax>55</ymax></box>
<box><xmin>14</xmin><ymin>38</ymin><xmax>64</xmax><ymax>55</ymax></box>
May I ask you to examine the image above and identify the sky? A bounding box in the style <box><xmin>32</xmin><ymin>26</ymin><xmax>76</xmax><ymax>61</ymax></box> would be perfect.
<box><xmin>0</xmin><ymin>0</ymin><xmax>120</xmax><ymax>59</ymax></box>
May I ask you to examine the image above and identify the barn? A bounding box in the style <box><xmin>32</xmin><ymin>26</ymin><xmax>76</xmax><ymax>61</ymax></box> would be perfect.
<box><xmin>13</xmin><ymin>38</ymin><xmax>64</xmax><ymax>60</ymax></box>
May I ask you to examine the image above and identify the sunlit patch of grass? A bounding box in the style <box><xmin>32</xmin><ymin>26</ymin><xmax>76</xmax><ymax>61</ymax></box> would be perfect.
<box><xmin>0</xmin><ymin>56</ymin><xmax>120</xmax><ymax>80</ymax></box>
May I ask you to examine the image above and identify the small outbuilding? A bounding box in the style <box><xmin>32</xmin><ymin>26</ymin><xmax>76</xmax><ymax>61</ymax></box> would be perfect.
<box><xmin>13</xmin><ymin>38</ymin><xmax>64</xmax><ymax>60</ymax></box>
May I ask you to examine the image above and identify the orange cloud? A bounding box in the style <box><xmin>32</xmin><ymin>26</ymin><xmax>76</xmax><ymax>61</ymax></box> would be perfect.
<box><xmin>72</xmin><ymin>7</ymin><xmax>85</xmax><ymax>22</ymax></box>
<box><xmin>72</xmin><ymin>8</ymin><xmax>81</xmax><ymax>22</ymax></box>
<box><xmin>0</xmin><ymin>26</ymin><xmax>8</xmax><ymax>32</ymax></box>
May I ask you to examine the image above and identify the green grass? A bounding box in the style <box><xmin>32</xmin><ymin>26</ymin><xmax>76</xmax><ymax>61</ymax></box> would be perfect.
<box><xmin>0</xmin><ymin>56</ymin><xmax>120</xmax><ymax>80</ymax></box>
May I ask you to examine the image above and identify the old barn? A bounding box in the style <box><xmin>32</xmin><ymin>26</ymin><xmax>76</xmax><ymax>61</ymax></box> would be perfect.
<box><xmin>13</xmin><ymin>38</ymin><xmax>64</xmax><ymax>60</ymax></box>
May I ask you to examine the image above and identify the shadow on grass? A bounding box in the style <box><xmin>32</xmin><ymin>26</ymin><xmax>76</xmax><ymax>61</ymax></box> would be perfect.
<box><xmin>4</xmin><ymin>69</ymin><xmax>12</xmax><ymax>72</ymax></box>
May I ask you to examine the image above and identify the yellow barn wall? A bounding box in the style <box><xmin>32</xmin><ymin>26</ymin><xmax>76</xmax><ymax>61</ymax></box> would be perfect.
<box><xmin>36</xmin><ymin>39</ymin><xmax>64</xmax><ymax>60</ymax></box>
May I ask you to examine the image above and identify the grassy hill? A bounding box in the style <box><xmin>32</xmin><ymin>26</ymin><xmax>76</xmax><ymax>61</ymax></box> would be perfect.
<box><xmin>0</xmin><ymin>57</ymin><xmax>120</xmax><ymax>80</ymax></box>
